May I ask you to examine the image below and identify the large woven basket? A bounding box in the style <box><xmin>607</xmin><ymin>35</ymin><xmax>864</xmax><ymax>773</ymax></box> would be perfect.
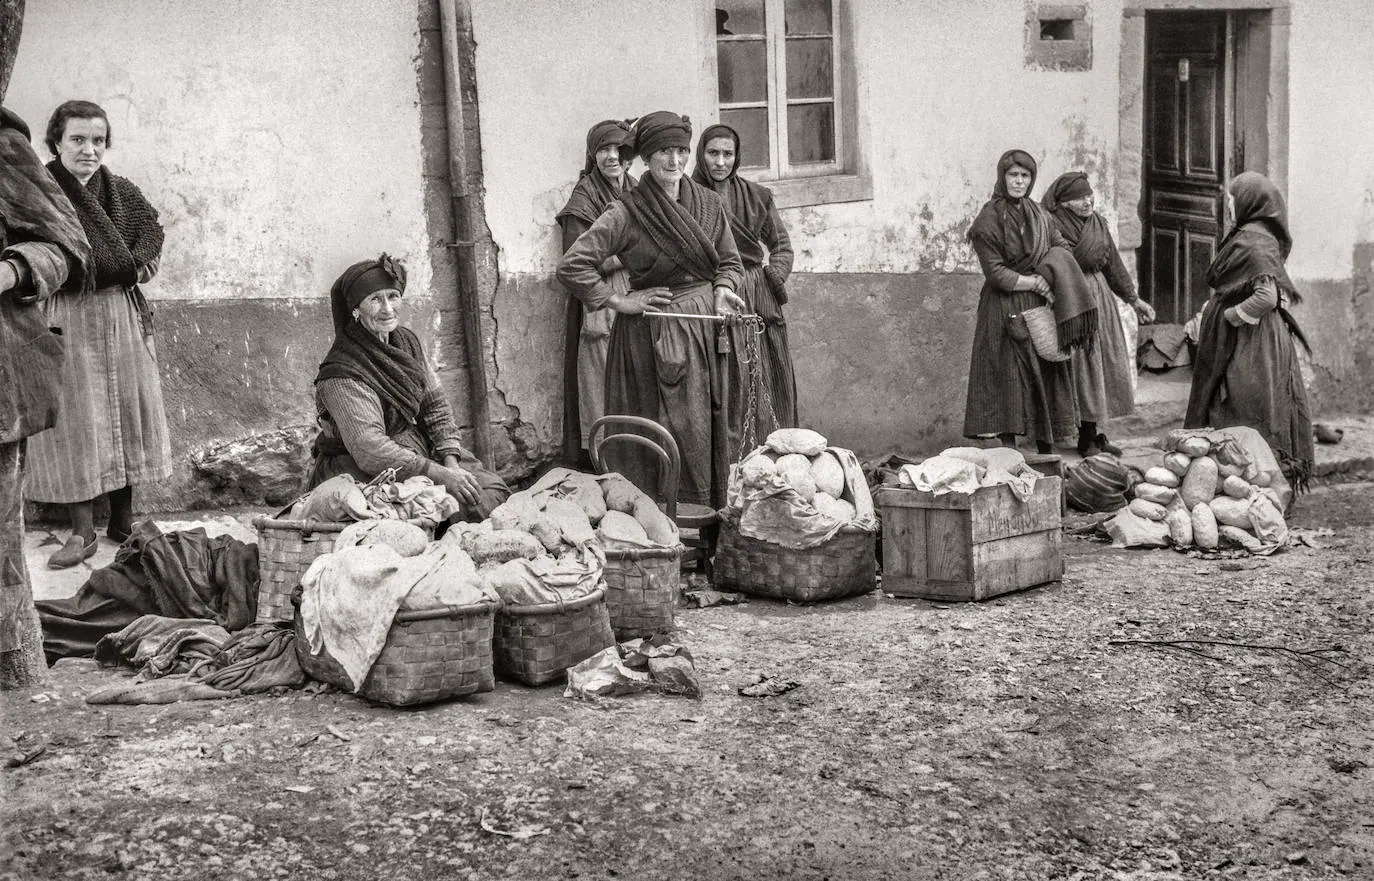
<box><xmin>713</xmin><ymin>522</ymin><xmax>877</xmax><ymax>602</ymax></box>
<box><xmin>1019</xmin><ymin>304</ymin><xmax>1071</xmax><ymax>362</ymax></box>
<box><xmin>602</xmin><ymin>545</ymin><xmax>683</xmax><ymax>639</ymax></box>
<box><xmin>493</xmin><ymin>588</ymin><xmax>615</xmax><ymax>686</ymax></box>
<box><xmin>293</xmin><ymin>596</ymin><xmax>496</xmax><ymax>706</ymax></box>
<box><xmin>253</xmin><ymin>514</ymin><xmax>432</xmax><ymax>624</ymax></box>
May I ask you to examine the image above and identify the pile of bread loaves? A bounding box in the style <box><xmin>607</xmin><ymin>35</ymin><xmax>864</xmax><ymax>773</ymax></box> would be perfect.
<box><xmin>1122</xmin><ymin>432</ymin><xmax>1288</xmax><ymax>552</ymax></box>
<box><xmin>738</xmin><ymin>428</ymin><xmax>857</xmax><ymax>523</ymax></box>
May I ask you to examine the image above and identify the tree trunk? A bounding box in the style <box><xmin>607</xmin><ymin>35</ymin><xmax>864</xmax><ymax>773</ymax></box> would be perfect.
<box><xmin>0</xmin><ymin>0</ymin><xmax>25</xmax><ymax>104</ymax></box>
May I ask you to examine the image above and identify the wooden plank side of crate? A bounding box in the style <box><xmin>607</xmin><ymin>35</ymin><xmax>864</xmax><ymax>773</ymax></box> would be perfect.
<box><xmin>968</xmin><ymin>479</ymin><xmax>1062</xmax><ymax>544</ymax></box>
<box><xmin>966</xmin><ymin>528</ymin><xmax>1064</xmax><ymax>600</ymax></box>
<box><xmin>882</xmin><ymin>504</ymin><xmax>928</xmax><ymax>586</ymax></box>
<box><xmin>874</xmin><ymin>487</ymin><xmax>974</xmax><ymax>511</ymax></box>
<box><xmin>882</xmin><ymin>505</ymin><xmax>974</xmax><ymax>599</ymax></box>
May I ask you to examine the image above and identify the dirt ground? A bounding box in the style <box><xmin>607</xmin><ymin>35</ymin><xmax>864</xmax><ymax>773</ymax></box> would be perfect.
<box><xmin>3</xmin><ymin>481</ymin><xmax>1372</xmax><ymax>881</ymax></box>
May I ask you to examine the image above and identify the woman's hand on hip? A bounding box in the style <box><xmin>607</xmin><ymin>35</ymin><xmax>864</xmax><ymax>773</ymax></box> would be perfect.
<box><xmin>714</xmin><ymin>286</ymin><xmax>745</xmax><ymax>317</ymax></box>
<box><xmin>612</xmin><ymin>287</ymin><xmax>673</xmax><ymax>315</ymax></box>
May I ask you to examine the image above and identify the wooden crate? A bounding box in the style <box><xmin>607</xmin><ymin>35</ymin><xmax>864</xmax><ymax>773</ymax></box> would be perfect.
<box><xmin>877</xmin><ymin>478</ymin><xmax>1063</xmax><ymax>602</ymax></box>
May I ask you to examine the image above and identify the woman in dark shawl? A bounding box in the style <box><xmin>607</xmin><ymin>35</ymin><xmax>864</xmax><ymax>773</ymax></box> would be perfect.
<box><xmin>555</xmin><ymin>120</ymin><xmax>636</xmax><ymax>467</ymax></box>
<box><xmin>690</xmin><ymin>123</ymin><xmax>797</xmax><ymax>451</ymax></box>
<box><xmin>307</xmin><ymin>254</ymin><xmax>510</xmax><ymax>522</ymax></box>
<box><xmin>557</xmin><ymin>111</ymin><xmax>745</xmax><ymax>508</ymax></box>
<box><xmin>963</xmin><ymin>150</ymin><xmax>1092</xmax><ymax>453</ymax></box>
<box><xmin>1185</xmin><ymin>172</ymin><xmax>1313</xmax><ymax>492</ymax></box>
<box><xmin>27</xmin><ymin>100</ymin><xmax>172</xmax><ymax>569</ymax></box>
<box><xmin>1043</xmin><ymin>171</ymin><xmax>1157</xmax><ymax>456</ymax></box>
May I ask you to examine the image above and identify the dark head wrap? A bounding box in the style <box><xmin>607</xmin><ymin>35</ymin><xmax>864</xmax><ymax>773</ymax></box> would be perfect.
<box><xmin>316</xmin><ymin>254</ymin><xmax>426</xmax><ymax>433</ymax></box>
<box><xmin>1206</xmin><ymin>171</ymin><xmax>1298</xmax><ymax>303</ymax></box>
<box><xmin>689</xmin><ymin>123</ymin><xmax>773</xmax><ymax>262</ymax></box>
<box><xmin>330</xmin><ymin>253</ymin><xmax>406</xmax><ymax>333</ymax></box>
<box><xmin>555</xmin><ymin>120</ymin><xmax>636</xmax><ymax>229</ymax></box>
<box><xmin>969</xmin><ymin>149</ymin><xmax>1050</xmax><ymax>266</ymax></box>
<box><xmin>1042</xmin><ymin>171</ymin><xmax>1115</xmax><ymax>272</ymax></box>
<box><xmin>632</xmin><ymin>111</ymin><xmax>692</xmax><ymax>162</ymax></box>
<box><xmin>1042</xmin><ymin>171</ymin><xmax>1092</xmax><ymax>211</ymax></box>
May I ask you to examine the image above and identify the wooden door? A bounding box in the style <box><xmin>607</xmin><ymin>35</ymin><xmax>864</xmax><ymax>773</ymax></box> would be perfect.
<box><xmin>1141</xmin><ymin>13</ymin><xmax>1227</xmax><ymax>325</ymax></box>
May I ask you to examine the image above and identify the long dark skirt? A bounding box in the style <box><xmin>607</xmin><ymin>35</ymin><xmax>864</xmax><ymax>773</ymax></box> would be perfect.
<box><xmin>963</xmin><ymin>284</ymin><xmax>1078</xmax><ymax>444</ymax></box>
<box><xmin>724</xmin><ymin>265</ymin><xmax>797</xmax><ymax>457</ymax></box>
<box><xmin>1185</xmin><ymin>296</ymin><xmax>1313</xmax><ymax>487</ymax></box>
<box><xmin>602</xmin><ymin>281</ymin><xmax>729</xmax><ymax>509</ymax></box>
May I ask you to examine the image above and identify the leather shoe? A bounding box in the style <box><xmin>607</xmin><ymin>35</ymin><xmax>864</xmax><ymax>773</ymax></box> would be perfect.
<box><xmin>1095</xmin><ymin>434</ymin><xmax>1124</xmax><ymax>456</ymax></box>
<box><xmin>48</xmin><ymin>534</ymin><xmax>98</xmax><ymax>569</ymax></box>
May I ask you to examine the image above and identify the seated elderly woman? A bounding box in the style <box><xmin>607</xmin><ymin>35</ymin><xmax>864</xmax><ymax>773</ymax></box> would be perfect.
<box><xmin>306</xmin><ymin>254</ymin><xmax>509</xmax><ymax>521</ymax></box>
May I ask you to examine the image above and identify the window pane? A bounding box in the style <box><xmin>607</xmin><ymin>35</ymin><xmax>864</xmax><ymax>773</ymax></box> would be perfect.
<box><xmin>720</xmin><ymin>108</ymin><xmax>770</xmax><ymax>168</ymax></box>
<box><xmin>786</xmin><ymin>37</ymin><xmax>833</xmax><ymax>99</ymax></box>
<box><xmin>716</xmin><ymin>0</ymin><xmax>765</xmax><ymax>36</ymax></box>
<box><xmin>787</xmin><ymin>102</ymin><xmax>835</xmax><ymax>163</ymax></box>
<box><xmin>717</xmin><ymin>40</ymin><xmax>767</xmax><ymax>103</ymax></box>
<box><xmin>785</xmin><ymin>0</ymin><xmax>831</xmax><ymax>36</ymax></box>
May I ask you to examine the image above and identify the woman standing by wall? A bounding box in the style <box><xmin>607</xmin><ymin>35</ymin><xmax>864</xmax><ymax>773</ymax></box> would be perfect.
<box><xmin>963</xmin><ymin>149</ymin><xmax>1088</xmax><ymax>454</ymax></box>
<box><xmin>1185</xmin><ymin>171</ymin><xmax>1313</xmax><ymax>492</ymax></box>
<box><xmin>27</xmin><ymin>100</ymin><xmax>171</xmax><ymax>569</ymax></box>
<box><xmin>690</xmin><ymin>123</ymin><xmax>797</xmax><ymax>448</ymax></box>
<box><xmin>557</xmin><ymin>111</ymin><xmax>744</xmax><ymax>508</ymax></box>
<box><xmin>555</xmin><ymin>119</ymin><xmax>636</xmax><ymax>467</ymax></box>
<box><xmin>1042</xmin><ymin>171</ymin><xmax>1156</xmax><ymax>457</ymax></box>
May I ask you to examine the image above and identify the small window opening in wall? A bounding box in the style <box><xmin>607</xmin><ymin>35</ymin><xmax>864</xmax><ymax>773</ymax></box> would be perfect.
<box><xmin>1040</xmin><ymin>18</ymin><xmax>1075</xmax><ymax>41</ymax></box>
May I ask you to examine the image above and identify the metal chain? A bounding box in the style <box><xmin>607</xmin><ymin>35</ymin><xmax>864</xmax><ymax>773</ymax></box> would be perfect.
<box><xmin>735</xmin><ymin>315</ymin><xmax>775</xmax><ymax>462</ymax></box>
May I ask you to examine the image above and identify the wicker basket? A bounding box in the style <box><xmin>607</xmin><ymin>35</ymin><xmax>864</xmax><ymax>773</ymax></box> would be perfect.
<box><xmin>293</xmin><ymin>597</ymin><xmax>496</xmax><ymax>706</ymax></box>
<box><xmin>712</xmin><ymin>521</ymin><xmax>877</xmax><ymax>602</ymax></box>
<box><xmin>1019</xmin><ymin>304</ymin><xmax>1071</xmax><ymax>362</ymax></box>
<box><xmin>602</xmin><ymin>545</ymin><xmax>683</xmax><ymax>639</ymax></box>
<box><xmin>492</xmin><ymin>588</ymin><xmax>615</xmax><ymax>686</ymax></box>
<box><xmin>253</xmin><ymin>514</ymin><xmax>432</xmax><ymax>624</ymax></box>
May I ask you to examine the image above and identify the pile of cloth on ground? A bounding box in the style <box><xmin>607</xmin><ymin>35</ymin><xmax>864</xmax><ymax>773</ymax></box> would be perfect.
<box><xmin>1095</xmin><ymin>426</ymin><xmax>1291</xmax><ymax>554</ymax></box>
<box><xmin>723</xmin><ymin>428</ymin><xmax>877</xmax><ymax>550</ymax></box>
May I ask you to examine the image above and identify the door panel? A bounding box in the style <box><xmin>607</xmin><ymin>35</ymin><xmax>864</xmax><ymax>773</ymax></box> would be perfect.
<box><xmin>1141</xmin><ymin>12</ymin><xmax>1227</xmax><ymax>325</ymax></box>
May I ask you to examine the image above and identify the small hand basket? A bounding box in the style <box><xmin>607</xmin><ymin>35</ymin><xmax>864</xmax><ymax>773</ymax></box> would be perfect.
<box><xmin>1020</xmin><ymin>304</ymin><xmax>1071</xmax><ymax>362</ymax></box>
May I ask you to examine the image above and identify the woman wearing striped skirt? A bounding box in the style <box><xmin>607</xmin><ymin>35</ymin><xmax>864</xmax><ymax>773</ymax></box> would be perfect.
<box><xmin>26</xmin><ymin>101</ymin><xmax>171</xmax><ymax>568</ymax></box>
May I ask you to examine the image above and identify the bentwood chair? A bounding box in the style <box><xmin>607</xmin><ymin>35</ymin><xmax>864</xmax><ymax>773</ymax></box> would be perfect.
<box><xmin>587</xmin><ymin>415</ymin><xmax>720</xmax><ymax>582</ymax></box>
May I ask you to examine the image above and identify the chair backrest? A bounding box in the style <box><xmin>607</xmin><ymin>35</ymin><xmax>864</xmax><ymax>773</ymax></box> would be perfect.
<box><xmin>588</xmin><ymin>415</ymin><xmax>682</xmax><ymax>521</ymax></box>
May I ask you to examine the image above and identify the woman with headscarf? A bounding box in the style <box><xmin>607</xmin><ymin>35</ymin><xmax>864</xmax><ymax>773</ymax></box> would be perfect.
<box><xmin>1</xmin><ymin>105</ymin><xmax>91</xmax><ymax>687</ymax></box>
<box><xmin>1042</xmin><ymin>171</ymin><xmax>1157</xmax><ymax>457</ymax></box>
<box><xmin>690</xmin><ymin>123</ymin><xmax>797</xmax><ymax>449</ymax></box>
<box><xmin>963</xmin><ymin>149</ymin><xmax>1093</xmax><ymax>454</ymax></box>
<box><xmin>557</xmin><ymin>111</ymin><xmax>745</xmax><ymax>508</ymax></box>
<box><xmin>26</xmin><ymin>100</ymin><xmax>171</xmax><ymax>569</ymax></box>
<box><xmin>1185</xmin><ymin>172</ymin><xmax>1313</xmax><ymax>492</ymax></box>
<box><xmin>306</xmin><ymin>254</ymin><xmax>510</xmax><ymax>522</ymax></box>
<box><xmin>555</xmin><ymin>119</ymin><xmax>636</xmax><ymax>467</ymax></box>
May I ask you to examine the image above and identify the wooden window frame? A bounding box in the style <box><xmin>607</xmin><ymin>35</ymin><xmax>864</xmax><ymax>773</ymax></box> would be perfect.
<box><xmin>709</xmin><ymin>0</ymin><xmax>872</xmax><ymax>209</ymax></box>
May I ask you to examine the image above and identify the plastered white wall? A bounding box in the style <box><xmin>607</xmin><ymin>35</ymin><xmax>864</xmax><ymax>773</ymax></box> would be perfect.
<box><xmin>6</xmin><ymin>0</ymin><xmax>432</xmax><ymax>301</ymax></box>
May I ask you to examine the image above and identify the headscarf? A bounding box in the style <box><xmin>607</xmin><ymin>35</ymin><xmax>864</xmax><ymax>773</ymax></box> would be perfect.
<box><xmin>555</xmin><ymin>119</ymin><xmax>636</xmax><ymax>229</ymax></box>
<box><xmin>1042</xmin><ymin>171</ymin><xmax>1116</xmax><ymax>272</ymax></box>
<box><xmin>0</xmin><ymin>107</ymin><xmax>90</xmax><ymax>291</ymax></box>
<box><xmin>1206</xmin><ymin>171</ymin><xmax>1298</xmax><ymax>303</ymax></box>
<box><xmin>967</xmin><ymin>149</ymin><xmax>1051</xmax><ymax>272</ymax></box>
<box><xmin>689</xmin><ymin>123</ymin><xmax>772</xmax><ymax>257</ymax></box>
<box><xmin>315</xmin><ymin>255</ymin><xmax>427</xmax><ymax>434</ymax></box>
<box><xmin>631</xmin><ymin>111</ymin><xmax>693</xmax><ymax>163</ymax></box>
<box><xmin>45</xmin><ymin>159</ymin><xmax>161</xmax><ymax>291</ymax></box>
